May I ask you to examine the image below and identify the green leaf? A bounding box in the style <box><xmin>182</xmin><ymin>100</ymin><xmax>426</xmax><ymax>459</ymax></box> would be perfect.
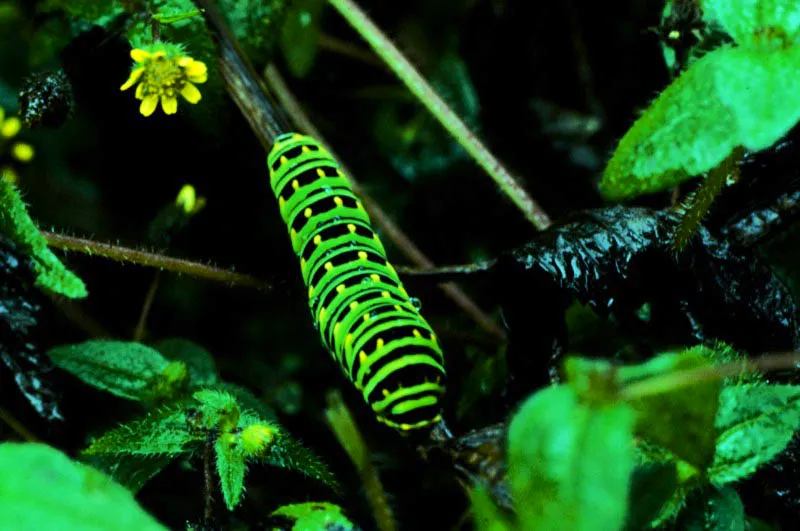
<box><xmin>600</xmin><ymin>45</ymin><xmax>800</xmax><ymax>200</ymax></box>
<box><xmin>0</xmin><ymin>179</ymin><xmax>86</xmax><ymax>297</ymax></box>
<box><xmin>260</xmin><ymin>432</ymin><xmax>339</xmax><ymax>491</ymax></box>
<box><xmin>83</xmin><ymin>406</ymin><xmax>204</xmax><ymax>456</ymax></box>
<box><xmin>48</xmin><ymin>340</ymin><xmax>171</xmax><ymax>401</ymax></box>
<box><xmin>280</xmin><ymin>0</ymin><xmax>325</xmax><ymax>77</ymax></box>
<box><xmin>623</xmin><ymin>352</ymin><xmax>722</xmax><ymax>471</ymax></box>
<box><xmin>675</xmin><ymin>485</ymin><xmax>746</xmax><ymax>531</ymax></box>
<box><xmin>193</xmin><ymin>389</ymin><xmax>241</xmax><ymax>432</ymax></box>
<box><xmin>152</xmin><ymin>338</ymin><xmax>219</xmax><ymax>387</ymax></box>
<box><xmin>210</xmin><ymin>381</ymin><xmax>277</xmax><ymax>421</ymax></box>
<box><xmin>215</xmin><ymin>433</ymin><xmax>246</xmax><ymax>511</ymax></box>
<box><xmin>703</xmin><ymin>0</ymin><xmax>800</xmax><ymax>46</ymax></box>
<box><xmin>0</xmin><ymin>442</ymin><xmax>166</xmax><ymax>530</ymax></box>
<box><xmin>710</xmin><ymin>384</ymin><xmax>800</xmax><ymax>483</ymax></box>
<box><xmin>81</xmin><ymin>454</ymin><xmax>176</xmax><ymax>494</ymax></box>
<box><xmin>39</xmin><ymin>0</ymin><xmax>118</xmax><ymax>20</ymax></box>
<box><xmin>507</xmin><ymin>385</ymin><xmax>635</xmax><ymax>531</ymax></box>
<box><xmin>470</xmin><ymin>487</ymin><xmax>513</xmax><ymax>531</ymax></box>
<box><xmin>622</xmin><ymin>462</ymin><xmax>679</xmax><ymax>531</ymax></box>
<box><xmin>271</xmin><ymin>502</ymin><xmax>356</xmax><ymax>531</ymax></box>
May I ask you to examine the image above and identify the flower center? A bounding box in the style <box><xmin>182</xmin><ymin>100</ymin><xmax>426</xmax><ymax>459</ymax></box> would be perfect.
<box><xmin>143</xmin><ymin>57</ymin><xmax>186</xmax><ymax>97</ymax></box>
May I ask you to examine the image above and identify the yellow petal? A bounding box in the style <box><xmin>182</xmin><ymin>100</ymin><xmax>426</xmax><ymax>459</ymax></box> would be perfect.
<box><xmin>120</xmin><ymin>67</ymin><xmax>144</xmax><ymax>91</ymax></box>
<box><xmin>180</xmin><ymin>83</ymin><xmax>202</xmax><ymax>104</ymax></box>
<box><xmin>1</xmin><ymin>166</ymin><xmax>18</xmax><ymax>184</ymax></box>
<box><xmin>175</xmin><ymin>184</ymin><xmax>197</xmax><ymax>213</ymax></box>
<box><xmin>151</xmin><ymin>50</ymin><xmax>166</xmax><ymax>60</ymax></box>
<box><xmin>1</xmin><ymin>117</ymin><xmax>21</xmax><ymax>138</ymax></box>
<box><xmin>187</xmin><ymin>72</ymin><xmax>208</xmax><ymax>84</ymax></box>
<box><xmin>139</xmin><ymin>95</ymin><xmax>158</xmax><ymax>117</ymax></box>
<box><xmin>183</xmin><ymin>60</ymin><xmax>207</xmax><ymax>77</ymax></box>
<box><xmin>130</xmin><ymin>49</ymin><xmax>151</xmax><ymax>63</ymax></box>
<box><xmin>11</xmin><ymin>142</ymin><xmax>34</xmax><ymax>162</ymax></box>
<box><xmin>161</xmin><ymin>95</ymin><xmax>178</xmax><ymax>115</ymax></box>
<box><xmin>178</xmin><ymin>56</ymin><xmax>193</xmax><ymax>67</ymax></box>
<box><xmin>135</xmin><ymin>83</ymin><xmax>145</xmax><ymax>100</ymax></box>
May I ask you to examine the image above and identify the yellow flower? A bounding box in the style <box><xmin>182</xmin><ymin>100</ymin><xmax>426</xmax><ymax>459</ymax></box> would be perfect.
<box><xmin>0</xmin><ymin>106</ymin><xmax>35</xmax><ymax>182</ymax></box>
<box><xmin>175</xmin><ymin>184</ymin><xmax>207</xmax><ymax>216</ymax></box>
<box><xmin>241</xmin><ymin>424</ymin><xmax>277</xmax><ymax>456</ymax></box>
<box><xmin>120</xmin><ymin>43</ymin><xmax>208</xmax><ymax>117</ymax></box>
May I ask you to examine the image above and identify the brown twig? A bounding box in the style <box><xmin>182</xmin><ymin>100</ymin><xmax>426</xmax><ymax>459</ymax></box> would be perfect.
<box><xmin>0</xmin><ymin>407</ymin><xmax>40</xmax><ymax>442</ymax></box>
<box><xmin>133</xmin><ymin>272</ymin><xmax>161</xmax><ymax>341</ymax></box>
<box><xmin>263</xmin><ymin>63</ymin><xmax>506</xmax><ymax>340</ymax></box>
<box><xmin>42</xmin><ymin>231</ymin><xmax>270</xmax><ymax>291</ymax></box>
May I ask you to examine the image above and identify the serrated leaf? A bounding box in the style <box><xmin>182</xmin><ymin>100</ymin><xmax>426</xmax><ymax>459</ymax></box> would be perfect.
<box><xmin>676</xmin><ymin>485</ymin><xmax>745</xmax><ymax>531</ymax></box>
<box><xmin>0</xmin><ymin>442</ymin><xmax>167</xmax><ymax>530</ymax></box>
<box><xmin>703</xmin><ymin>0</ymin><xmax>800</xmax><ymax>46</ymax></box>
<box><xmin>210</xmin><ymin>381</ymin><xmax>277</xmax><ymax>421</ymax></box>
<box><xmin>81</xmin><ymin>454</ymin><xmax>176</xmax><ymax>493</ymax></box>
<box><xmin>215</xmin><ymin>433</ymin><xmax>246</xmax><ymax>511</ymax></box>
<box><xmin>280</xmin><ymin>0</ymin><xmax>325</xmax><ymax>77</ymax></box>
<box><xmin>710</xmin><ymin>384</ymin><xmax>800</xmax><ymax>483</ymax></box>
<box><xmin>508</xmin><ymin>385</ymin><xmax>634</xmax><ymax>531</ymax></box>
<box><xmin>271</xmin><ymin>502</ymin><xmax>356</xmax><ymax>531</ymax></box>
<box><xmin>193</xmin><ymin>389</ymin><xmax>240</xmax><ymax>432</ymax></box>
<box><xmin>260</xmin><ymin>433</ymin><xmax>339</xmax><ymax>491</ymax></box>
<box><xmin>0</xmin><ymin>179</ymin><xmax>86</xmax><ymax>297</ymax></box>
<box><xmin>83</xmin><ymin>406</ymin><xmax>204</xmax><ymax>456</ymax></box>
<box><xmin>48</xmin><ymin>340</ymin><xmax>170</xmax><ymax>400</ymax></box>
<box><xmin>623</xmin><ymin>352</ymin><xmax>721</xmax><ymax>471</ymax></box>
<box><xmin>153</xmin><ymin>338</ymin><xmax>219</xmax><ymax>386</ymax></box>
<box><xmin>470</xmin><ymin>487</ymin><xmax>513</xmax><ymax>531</ymax></box>
<box><xmin>601</xmin><ymin>45</ymin><xmax>800</xmax><ymax>200</ymax></box>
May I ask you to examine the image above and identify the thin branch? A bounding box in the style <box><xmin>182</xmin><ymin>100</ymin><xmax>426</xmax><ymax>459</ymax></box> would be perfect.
<box><xmin>42</xmin><ymin>231</ymin><xmax>270</xmax><ymax>291</ymax></box>
<box><xmin>0</xmin><ymin>407</ymin><xmax>40</xmax><ymax>442</ymax></box>
<box><xmin>318</xmin><ymin>33</ymin><xmax>387</xmax><ymax>69</ymax></box>
<box><xmin>134</xmin><ymin>272</ymin><xmax>161</xmax><ymax>341</ymax></box>
<box><xmin>327</xmin><ymin>0</ymin><xmax>552</xmax><ymax>231</ymax></box>
<box><xmin>263</xmin><ymin>64</ymin><xmax>506</xmax><ymax>340</ymax></box>
<box><xmin>203</xmin><ymin>438</ymin><xmax>215</xmax><ymax>524</ymax></box>
<box><xmin>394</xmin><ymin>261</ymin><xmax>498</xmax><ymax>279</ymax></box>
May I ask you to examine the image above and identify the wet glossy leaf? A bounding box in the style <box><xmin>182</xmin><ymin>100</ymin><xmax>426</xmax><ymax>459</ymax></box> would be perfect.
<box><xmin>0</xmin><ymin>443</ymin><xmax>167</xmax><ymax>530</ymax></box>
<box><xmin>153</xmin><ymin>338</ymin><xmax>219</xmax><ymax>387</ymax></box>
<box><xmin>623</xmin><ymin>462</ymin><xmax>679</xmax><ymax>531</ymax></box>
<box><xmin>676</xmin><ymin>485</ymin><xmax>746</xmax><ymax>531</ymax></box>
<box><xmin>81</xmin><ymin>454</ymin><xmax>176</xmax><ymax>494</ymax></box>
<box><xmin>508</xmin><ymin>385</ymin><xmax>634</xmax><ymax>531</ymax></box>
<box><xmin>703</xmin><ymin>0</ymin><xmax>800</xmax><ymax>46</ymax></box>
<box><xmin>271</xmin><ymin>502</ymin><xmax>357</xmax><ymax>531</ymax></box>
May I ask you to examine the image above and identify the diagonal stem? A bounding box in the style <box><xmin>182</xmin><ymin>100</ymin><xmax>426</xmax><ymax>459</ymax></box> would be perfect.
<box><xmin>327</xmin><ymin>0</ymin><xmax>552</xmax><ymax>231</ymax></box>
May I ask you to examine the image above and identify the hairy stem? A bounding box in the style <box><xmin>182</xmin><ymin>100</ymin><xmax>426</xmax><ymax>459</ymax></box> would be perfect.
<box><xmin>203</xmin><ymin>438</ymin><xmax>214</xmax><ymax>524</ymax></box>
<box><xmin>263</xmin><ymin>64</ymin><xmax>506</xmax><ymax>340</ymax></box>
<box><xmin>328</xmin><ymin>0</ymin><xmax>552</xmax><ymax>231</ymax></box>
<box><xmin>42</xmin><ymin>232</ymin><xmax>270</xmax><ymax>291</ymax></box>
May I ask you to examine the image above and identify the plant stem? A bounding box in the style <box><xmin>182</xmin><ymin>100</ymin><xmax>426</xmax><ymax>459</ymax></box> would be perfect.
<box><xmin>203</xmin><ymin>438</ymin><xmax>214</xmax><ymax>524</ymax></box>
<box><xmin>0</xmin><ymin>407</ymin><xmax>40</xmax><ymax>442</ymax></box>
<box><xmin>42</xmin><ymin>231</ymin><xmax>270</xmax><ymax>291</ymax></box>
<box><xmin>327</xmin><ymin>0</ymin><xmax>552</xmax><ymax>231</ymax></box>
<box><xmin>263</xmin><ymin>64</ymin><xmax>506</xmax><ymax>340</ymax></box>
<box><xmin>133</xmin><ymin>272</ymin><xmax>161</xmax><ymax>342</ymax></box>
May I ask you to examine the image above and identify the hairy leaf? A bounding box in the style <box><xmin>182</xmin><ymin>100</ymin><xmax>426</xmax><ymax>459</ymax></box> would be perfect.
<box><xmin>153</xmin><ymin>338</ymin><xmax>219</xmax><ymax>386</ymax></box>
<box><xmin>83</xmin><ymin>406</ymin><xmax>204</xmax><ymax>456</ymax></box>
<box><xmin>208</xmin><ymin>381</ymin><xmax>277</xmax><ymax>421</ymax></box>
<box><xmin>193</xmin><ymin>389</ymin><xmax>241</xmax><ymax>432</ymax></box>
<box><xmin>703</xmin><ymin>0</ymin><xmax>800</xmax><ymax>46</ymax></box>
<box><xmin>676</xmin><ymin>485</ymin><xmax>746</xmax><ymax>531</ymax></box>
<box><xmin>0</xmin><ymin>178</ymin><xmax>86</xmax><ymax>297</ymax></box>
<box><xmin>710</xmin><ymin>384</ymin><xmax>800</xmax><ymax>483</ymax></box>
<box><xmin>601</xmin><ymin>45</ymin><xmax>800</xmax><ymax>200</ymax></box>
<box><xmin>48</xmin><ymin>340</ymin><xmax>171</xmax><ymax>401</ymax></box>
<box><xmin>271</xmin><ymin>502</ymin><xmax>357</xmax><ymax>531</ymax></box>
<box><xmin>215</xmin><ymin>433</ymin><xmax>246</xmax><ymax>511</ymax></box>
<box><xmin>507</xmin><ymin>385</ymin><xmax>634</xmax><ymax>531</ymax></box>
<box><xmin>260</xmin><ymin>432</ymin><xmax>339</xmax><ymax>491</ymax></box>
<box><xmin>0</xmin><ymin>443</ymin><xmax>166</xmax><ymax>530</ymax></box>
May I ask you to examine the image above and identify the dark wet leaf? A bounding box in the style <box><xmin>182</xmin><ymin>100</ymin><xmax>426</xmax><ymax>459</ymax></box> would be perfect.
<box><xmin>0</xmin><ymin>234</ymin><xmax>62</xmax><ymax>421</ymax></box>
<box><xmin>675</xmin><ymin>485</ymin><xmax>746</xmax><ymax>531</ymax></box>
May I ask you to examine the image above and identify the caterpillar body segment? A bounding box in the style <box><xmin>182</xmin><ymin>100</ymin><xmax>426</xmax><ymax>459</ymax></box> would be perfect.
<box><xmin>267</xmin><ymin>133</ymin><xmax>445</xmax><ymax>432</ymax></box>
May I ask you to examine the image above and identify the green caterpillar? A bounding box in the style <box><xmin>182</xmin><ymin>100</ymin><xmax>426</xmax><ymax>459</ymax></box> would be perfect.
<box><xmin>267</xmin><ymin>133</ymin><xmax>446</xmax><ymax>432</ymax></box>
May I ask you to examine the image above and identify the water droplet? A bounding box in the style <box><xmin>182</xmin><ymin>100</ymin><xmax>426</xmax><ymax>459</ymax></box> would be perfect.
<box><xmin>409</xmin><ymin>297</ymin><xmax>422</xmax><ymax>311</ymax></box>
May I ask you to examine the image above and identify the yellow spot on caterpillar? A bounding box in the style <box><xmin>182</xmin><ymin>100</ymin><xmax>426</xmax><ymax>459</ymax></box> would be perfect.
<box><xmin>668</xmin><ymin>30</ymin><xmax>680</xmax><ymax>40</ymax></box>
<box><xmin>304</xmin><ymin>207</ymin><xmax>312</xmax><ymax>218</ymax></box>
<box><xmin>313</xmin><ymin>235</ymin><xmax>322</xmax><ymax>245</ymax></box>
<box><xmin>300</xmin><ymin>258</ymin><xmax>306</xmax><ymax>271</ymax></box>
<box><xmin>400</xmin><ymin>287</ymin><xmax>408</xmax><ymax>297</ymax></box>
<box><xmin>358</xmin><ymin>251</ymin><xmax>368</xmax><ymax>260</ymax></box>
<box><xmin>308</xmin><ymin>286</ymin><xmax>314</xmax><ymax>298</ymax></box>
<box><xmin>387</xmin><ymin>263</ymin><xmax>396</xmax><ymax>274</ymax></box>
<box><xmin>432</xmin><ymin>414</ymin><xmax>442</xmax><ymax>423</ymax></box>
<box><xmin>413</xmin><ymin>329</ymin><xmax>421</xmax><ymax>338</ymax></box>
<box><xmin>350</xmin><ymin>301</ymin><xmax>359</xmax><ymax>310</ymax></box>
<box><xmin>334</xmin><ymin>197</ymin><xmax>343</xmax><ymax>207</ymax></box>
<box><xmin>363</xmin><ymin>314</ymin><xmax>370</xmax><ymax>322</ymax></box>
<box><xmin>373</xmin><ymin>234</ymin><xmax>380</xmax><ymax>241</ymax></box>
<box><xmin>382</xmin><ymin>291</ymin><xmax>390</xmax><ymax>298</ymax></box>
<box><xmin>394</xmin><ymin>305</ymin><xmax>401</xmax><ymax>311</ymax></box>
<box><xmin>291</xmin><ymin>180</ymin><xmax>299</xmax><ymax>191</ymax></box>
<box><xmin>278</xmin><ymin>196</ymin><xmax>286</xmax><ymax>209</ymax></box>
<box><xmin>376</xmin><ymin>338</ymin><xmax>384</xmax><ymax>349</ymax></box>
<box><xmin>336</xmin><ymin>284</ymin><xmax>345</xmax><ymax>294</ymax></box>
<box><xmin>345</xmin><ymin>333</ymin><xmax>353</xmax><ymax>346</ymax></box>
<box><xmin>325</xmin><ymin>262</ymin><xmax>333</xmax><ymax>271</ymax></box>
<box><xmin>290</xmin><ymin>228</ymin><xmax>297</xmax><ymax>241</ymax></box>
<box><xmin>292</xmin><ymin>133</ymin><xmax>303</xmax><ymax>140</ymax></box>
<box><xmin>336</xmin><ymin>169</ymin><xmax>344</xmax><ymax>176</ymax></box>
<box><xmin>431</xmin><ymin>333</ymin><xmax>437</xmax><ymax>343</ymax></box>
<box><xmin>347</xmin><ymin>224</ymin><xmax>356</xmax><ymax>233</ymax></box>
<box><xmin>401</xmin><ymin>423</ymin><xmax>412</xmax><ymax>431</ymax></box>
<box><xmin>334</xmin><ymin>322</ymin><xmax>341</xmax><ymax>335</ymax></box>
<box><xmin>302</xmin><ymin>145</ymin><xmax>310</xmax><ymax>153</ymax></box>
<box><xmin>359</xmin><ymin>351</ymin><xmax>367</xmax><ymax>363</ymax></box>
<box><xmin>280</xmin><ymin>155</ymin><xmax>288</xmax><ymax>164</ymax></box>
<box><xmin>356</xmin><ymin>201</ymin><xmax>364</xmax><ymax>210</ymax></box>
<box><xmin>382</xmin><ymin>389</ymin><xmax>390</xmax><ymax>397</ymax></box>
<box><xmin>316</xmin><ymin>168</ymin><xmax>325</xmax><ymax>177</ymax></box>
<box><xmin>370</xmin><ymin>274</ymin><xmax>380</xmax><ymax>282</ymax></box>
<box><xmin>320</xmin><ymin>307</ymin><xmax>326</xmax><ymax>319</ymax></box>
